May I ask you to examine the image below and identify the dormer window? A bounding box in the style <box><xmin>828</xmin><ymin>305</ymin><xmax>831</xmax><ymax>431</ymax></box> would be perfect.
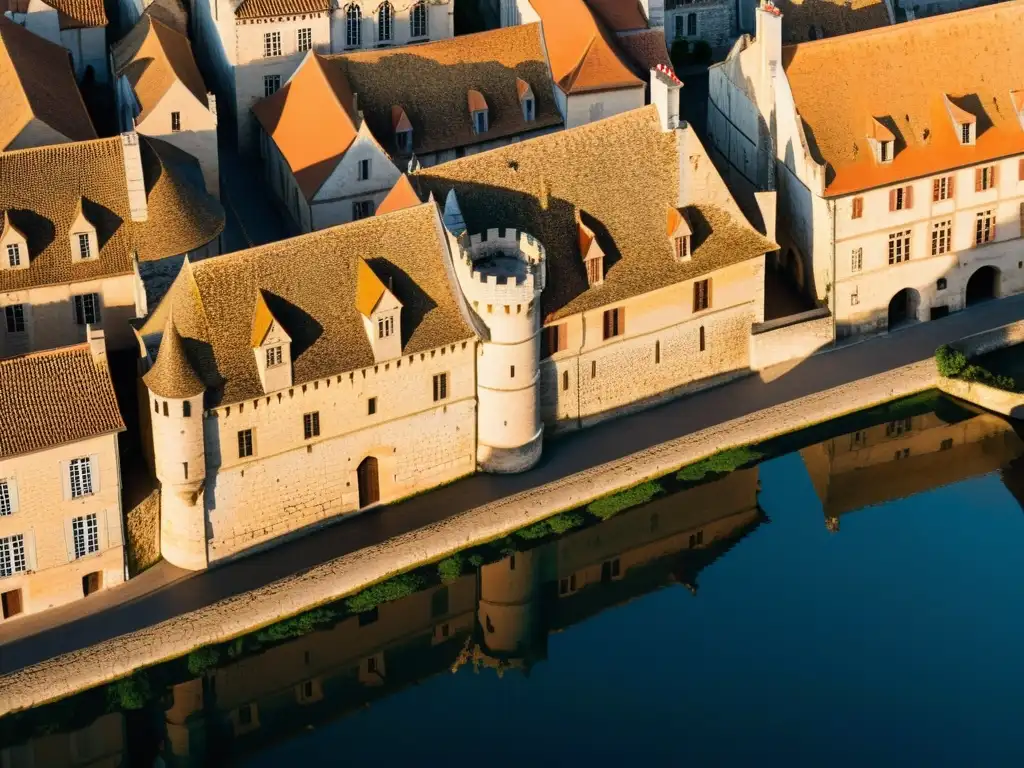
<box><xmin>76</xmin><ymin>233</ymin><xmax>91</xmax><ymax>259</ymax></box>
<box><xmin>468</xmin><ymin>90</ymin><xmax>488</xmax><ymax>135</ymax></box>
<box><xmin>868</xmin><ymin>117</ymin><xmax>895</xmax><ymax>165</ymax></box>
<box><xmin>266</xmin><ymin>345</ymin><xmax>283</xmax><ymax>367</ymax></box>
<box><xmin>666</xmin><ymin>206</ymin><xmax>692</xmax><ymax>262</ymax></box>
<box><xmin>378</xmin><ymin>314</ymin><xmax>394</xmax><ymax>339</ymax></box>
<box><xmin>516</xmin><ymin>78</ymin><xmax>535</xmax><ymax>122</ymax></box>
<box><xmin>356</xmin><ymin>259</ymin><xmax>403</xmax><ymax>362</ymax></box>
<box><xmin>396</xmin><ymin>130</ymin><xmax>411</xmax><ymax>152</ymax></box>
<box><xmin>392</xmin><ymin>105</ymin><xmax>413</xmax><ymax>154</ymax></box>
<box><xmin>68</xmin><ymin>199</ymin><xmax>98</xmax><ymax>261</ymax></box>
<box><xmin>0</xmin><ymin>213</ymin><xmax>28</xmax><ymax>271</ymax></box>
<box><xmin>252</xmin><ymin>290</ymin><xmax>293</xmax><ymax>392</ymax></box>
<box><xmin>6</xmin><ymin>244</ymin><xmax>20</xmax><ymax>268</ymax></box>
<box><xmin>577</xmin><ymin>213</ymin><xmax>604</xmax><ymax>287</ymax></box>
<box><xmin>944</xmin><ymin>94</ymin><xmax>977</xmax><ymax>146</ymax></box>
<box><xmin>1011</xmin><ymin>90</ymin><xmax>1024</xmax><ymax>130</ymax></box>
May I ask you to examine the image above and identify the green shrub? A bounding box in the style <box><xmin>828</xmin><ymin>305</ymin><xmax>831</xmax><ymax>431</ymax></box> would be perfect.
<box><xmin>468</xmin><ymin>554</ymin><xmax>484</xmax><ymax>567</ymax></box>
<box><xmin>256</xmin><ymin>608</ymin><xmax>337</xmax><ymax>643</ymax></box>
<box><xmin>960</xmin><ymin>364</ymin><xmax>1015</xmax><ymax>391</ymax></box>
<box><xmin>547</xmin><ymin>511</ymin><xmax>585</xmax><ymax>535</ymax></box>
<box><xmin>670</xmin><ymin>39</ymin><xmax>689</xmax><ymax>70</ymax></box>
<box><xmin>587</xmin><ymin>481</ymin><xmax>663</xmax><ymax>521</ymax></box>
<box><xmin>345</xmin><ymin>572</ymin><xmax>425</xmax><ymax>613</ymax></box>
<box><xmin>438</xmin><ymin>554</ymin><xmax>465</xmax><ymax>583</ymax></box>
<box><xmin>105</xmin><ymin>675</ymin><xmax>151</xmax><ymax>711</ymax></box>
<box><xmin>936</xmin><ymin>344</ymin><xmax>968</xmax><ymax>377</ymax></box>
<box><xmin>676</xmin><ymin>446</ymin><xmax>764</xmax><ymax>482</ymax></box>
<box><xmin>515</xmin><ymin>520</ymin><xmax>553</xmax><ymax>540</ymax></box>
<box><xmin>936</xmin><ymin>344</ymin><xmax>1016</xmax><ymax>390</ymax></box>
<box><xmin>187</xmin><ymin>646</ymin><xmax>221</xmax><ymax>676</ymax></box>
<box><xmin>692</xmin><ymin>40</ymin><xmax>712</xmax><ymax>64</ymax></box>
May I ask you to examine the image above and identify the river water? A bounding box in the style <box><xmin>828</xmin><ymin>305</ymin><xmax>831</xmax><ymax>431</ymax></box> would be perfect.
<box><xmin>3</xmin><ymin>395</ymin><xmax>1024</xmax><ymax>766</ymax></box>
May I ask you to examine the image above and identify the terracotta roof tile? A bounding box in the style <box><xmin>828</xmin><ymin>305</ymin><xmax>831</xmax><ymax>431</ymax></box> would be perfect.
<box><xmin>467</xmin><ymin>89</ymin><xmax>487</xmax><ymax>114</ymax></box>
<box><xmin>328</xmin><ymin>25</ymin><xmax>562</xmax><ymax>157</ymax></box>
<box><xmin>355</xmin><ymin>258</ymin><xmax>387</xmax><ymax>316</ymax></box>
<box><xmin>250</xmin><ymin>289</ymin><xmax>275</xmax><ymax>347</ymax></box>
<box><xmin>143</xmin><ymin>318</ymin><xmax>205</xmax><ymax>398</ymax></box>
<box><xmin>584</xmin><ymin>0</ymin><xmax>648</xmax><ymax>31</ymax></box>
<box><xmin>0</xmin><ymin>17</ymin><xmax>96</xmax><ymax>150</ymax></box>
<box><xmin>777</xmin><ymin>0</ymin><xmax>891</xmax><ymax>43</ymax></box>
<box><xmin>112</xmin><ymin>15</ymin><xmax>208</xmax><ymax>123</ymax></box>
<box><xmin>234</xmin><ymin>0</ymin><xmax>328</xmax><ymax>19</ymax></box>
<box><xmin>141</xmin><ymin>204</ymin><xmax>476</xmax><ymax>405</ymax></box>
<box><xmin>615</xmin><ymin>27</ymin><xmax>672</xmax><ymax>73</ymax></box>
<box><xmin>528</xmin><ymin>0</ymin><xmax>643</xmax><ymax>94</ymax></box>
<box><xmin>252</xmin><ymin>52</ymin><xmax>358</xmax><ymax>200</ymax></box>
<box><xmin>782</xmin><ymin>2</ymin><xmax>1024</xmax><ymax>194</ymax></box>
<box><xmin>375</xmin><ymin>174</ymin><xmax>421</xmax><ymax>216</ymax></box>
<box><xmin>392</xmin><ymin>105</ymin><xmax>411</xmax><ymax>132</ymax></box>
<box><xmin>416</xmin><ymin>107</ymin><xmax>775</xmax><ymax>321</ymax></box>
<box><xmin>0</xmin><ymin>344</ymin><xmax>124</xmax><ymax>459</ymax></box>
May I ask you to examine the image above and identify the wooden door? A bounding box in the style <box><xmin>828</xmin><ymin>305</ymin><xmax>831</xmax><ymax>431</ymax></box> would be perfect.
<box><xmin>1</xmin><ymin>589</ymin><xmax>22</xmax><ymax>618</ymax></box>
<box><xmin>357</xmin><ymin>456</ymin><xmax>380</xmax><ymax>507</ymax></box>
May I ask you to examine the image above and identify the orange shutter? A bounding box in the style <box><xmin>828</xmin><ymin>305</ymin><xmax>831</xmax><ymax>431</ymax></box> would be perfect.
<box><xmin>616</xmin><ymin>307</ymin><xmax>626</xmax><ymax>335</ymax></box>
<box><xmin>888</xmin><ymin>189</ymin><xmax>897</xmax><ymax>211</ymax></box>
<box><xmin>992</xmin><ymin>165</ymin><xmax>999</xmax><ymax>186</ymax></box>
<box><xmin>975</xmin><ymin>168</ymin><xmax>983</xmax><ymax>191</ymax></box>
<box><xmin>1019</xmin><ymin>158</ymin><xmax>1024</xmax><ymax>181</ymax></box>
<box><xmin>905</xmin><ymin>185</ymin><xmax>913</xmax><ymax>209</ymax></box>
<box><xmin>932</xmin><ymin>179</ymin><xmax>940</xmax><ymax>202</ymax></box>
<box><xmin>947</xmin><ymin>175</ymin><xmax>955</xmax><ymax>198</ymax></box>
<box><xmin>558</xmin><ymin>323</ymin><xmax>567</xmax><ymax>351</ymax></box>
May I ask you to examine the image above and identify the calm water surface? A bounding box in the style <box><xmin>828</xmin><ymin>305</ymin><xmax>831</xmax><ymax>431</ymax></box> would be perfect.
<box><xmin>6</xmin><ymin>397</ymin><xmax>1024</xmax><ymax>766</ymax></box>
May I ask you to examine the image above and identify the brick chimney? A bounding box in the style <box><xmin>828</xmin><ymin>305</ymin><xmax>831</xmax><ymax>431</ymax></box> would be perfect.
<box><xmin>650</xmin><ymin>65</ymin><xmax>682</xmax><ymax>132</ymax></box>
<box><xmin>121</xmin><ymin>131</ymin><xmax>148</xmax><ymax>223</ymax></box>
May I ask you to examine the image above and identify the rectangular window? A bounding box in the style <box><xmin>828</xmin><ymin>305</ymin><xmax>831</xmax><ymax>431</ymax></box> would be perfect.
<box><xmin>6</xmin><ymin>243</ymin><xmax>20</xmax><ymax>267</ymax></box>
<box><xmin>976</xmin><ymin>210</ymin><xmax>996</xmax><ymax>245</ymax></box>
<box><xmin>352</xmin><ymin>200</ymin><xmax>373</xmax><ymax>220</ymax></box>
<box><xmin>654</xmin><ymin>340</ymin><xmax>661</xmax><ymax>364</ymax></box>
<box><xmin>699</xmin><ymin>325</ymin><xmax>705</xmax><ymax>352</ymax></box>
<box><xmin>889</xmin><ymin>185</ymin><xmax>913</xmax><ymax>211</ymax></box>
<box><xmin>183</xmin><ymin>401</ymin><xmax>192</xmax><ymax>417</ymax></box>
<box><xmin>693</xmin><ymin>279</ymin><xmax>710</xmax><ymax>312</ymax></box>
<box><xmin>674</xmin><ymin>236</ymin><xmax>688</xmax><ymax>260</ymax></box>
<box><xmin>933</xmin><ymin>175</ymin><xmax>954</xmax><ymax>201</ymax></box>
<box><xmin>263</xmin><ymin>31</ymin><xmax>282</xmax><ymax>57</ymax></box>
<box><xmin>543</xmin><ymin>324</ymin><xmax>567</xmax><ymax>357</ymax></box>
<box><xmin>0</xmin><ymin>481</ymin><xmax>10</xmax><ymax>517</ymax></box>
<box><xmin>377</xmin><ymin>315</ymin><xmax>393</xmax><ymax>338</ymax></box>
<box><xmin>265</xmin><ymin>345</ymin><xmax>283</xmax><ymax>367</ymax></box>
<box><xmin>71</xmin><ymin>513</ymin><xmax>99</xmax><ymax>559</ymax></box>
<box><xmin>171</xmin><ymin>111</ymin><xmax>181</xmax><ymax>132</ymax></box>
<box><xmin>931</xmin><ymin>220</ymin><xmax>952</xmax><ymax>255</ymax></box>
<box><xmin>975</xmin><ymin>165</ymin><xmax>997</xmax><ymax>191</ymax></box>
<box><xmin>851</xmin><ymin>286</ymin><xmax>859</xmax><ymax>306</ymax></box>
<box><xmin>887</xmin><ymin>230</ymin><xmax>911</xmax><ymax>264</ymax></box>
<box><xmin>850</xmin><ymin>248</ymin><xmax>863</xmax><ymax>273</ymax></box>
<box><xmin>0</xmin><ymin>535</ymin><xmax>26</xmax><ymax>577</ymax></box>
<box><xmin>264</xmin><ymin>74</ymin><xmax>281</xmax><ymax>96</ymax></box>
<box><xmin>586</xmin><ymin>257</ymin><xmax>602</xmax><ymax>286</ymax></box>
<box><xmin>358</xmin><ymin>159</ymin><xmax>370</xmax><ymax>181</ymax></box>
<box><xmin>297</xmin><ymin>27</ymin><xmax>312</xmax><ymax>51</ymax></box>
<box><xmin>73</xmin><ymin>293</ymin><xmax>101</xmax><ymax>325</ymax></box>
<box><xmin>367</xmin><ymin>397</ymin><xmax>377</xmax><ymax>415</ymax></box>
<box><xmin>69</xmin><ymin>457</ymin><xmax>93</xmax><ymax>498</ymax></box>
<box><xmin>602</xmin><ymin>307</ymin><xmax>625</xmax><ymax>340</ymax></box>
<box><xmin>303</xmin><ymin>412</ymin><xmax>320</xmax><ymax>440</ymax></box>
<box><xmin>77</xmin><ymin>233</ymin><xmax>91</xmax><ymax>259</ymax></box>
<box><xmin>4</xmin><ymin>304</ymin><xmax>24</xmax><ymax>333</ymax></box>
<box><xmin>562</xmin><ymin>370</ymin><xmax>569</xmax><ymax>391</ymax></box>
<box><xmin>432</xmin><ymin>373</ymin><xmax>448</xmax><ymax>402</ymax></box>
<box><xmin>591</xmin><ymin>360</ymin><xmax>596</xmax><ymax>378</ymax></box>
<box><xmin>237</xmin><ymin>429</ymin><xmax>254</xmax><ymax>458</ymax></box>
<box><xmin>851</xmin><ymin>196</ymin><xmax>863</xmax><ymax>219</ymax></box>
<box><xmin>687</xmin><ymin>11</ymin><xmax>696</xmax><ymax>35</ymax></box>
<box><xmin>474</xmin><ymin>111</ymin><xmax>488</xmax><ymax>134</ymax></box>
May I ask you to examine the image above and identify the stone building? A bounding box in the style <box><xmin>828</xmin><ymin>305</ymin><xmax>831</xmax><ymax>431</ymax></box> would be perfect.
<box><xmin>252</xmin><ymin>25</ymin><xmax>562</xmax><ymax>231</ymax></box>
<box><xmin>187</xmin><ymin>0</ymin><xmax>455</xmax><ymax>152</ymax></box>
<box><xmin>0</xmin><ymin>134</ymin><xmax>224</xmax><ymax>358</ymax></box>
<box><xmin>499</xmin><ymin>0</ymin><xmax>647</xmax><ymax>128</ymax></box>
<box><xmin>664</xmin><ymin>0</ymin><xmax>736</xmax><ymax>48</ymax></box>
<box><xmin>112</xmin><ymin>13</ymin><xmax>221</xmax><ymax>199</ymax></box>
<box><xmin>138</xmin><ymin>92</ymin><xmax>775</xmax><ymax>570</ymax></box>
<box><xmin>0</xmin><ymin>712</ymin><xmax>125</xmax><ymax>766</ymax></box>
<box><xmin>0</xmin><ymin>333</ymin><xmax>125</xmax><ymax>622</ymax></box>
<box><xmin>709</xmin><ymin>2</ymin><xmax>1024</xmax><ymax>337</ymax></box>
<box><xmin>0</xmin><ymin>15</ymin><xmax>96</xmax><ymax>151</ymax></box>
<box><xmin>0</xmin><ymin>0</ymin><xmax>110</xmax><ymax>81</ymax></box>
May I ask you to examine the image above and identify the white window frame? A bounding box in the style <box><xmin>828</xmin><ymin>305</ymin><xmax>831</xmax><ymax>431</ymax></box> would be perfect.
<box><xmin>976</xmin><ymin>210</ymin><xmax>996</xmax><ymax>245</ymax></box>
<box><xmin>73</xmin><ymin>293</ymin><xmax>101</xmax><ymax>325</ymax></box>
<box><xmin>297</xmin><ymin>27</ymin><xmax>312</xmax><ymax>52</ymax></box>
<box><xmin>377</xmin><ymin>314</ymin><xmax>393</xmax><ymax>339</ymax></box>
<box><xmin>71</xmin><ymin>513</ymin><xmax>99</xmax><ymax>559</ymax></box>
<box><xmin>0</xmin><ymin>534</ymin><xmax>26</xmax><ymax>577</ymax></box>
<box><xmin>851</xmin><ymin>247</ymin><xmax>862</xmax><ymax>273</ymax></box>
<box><xmin>76</xmin><ymin>232</ymin><xmax>91</xmax><ymax>259</ymax></box>
<box><xmin>266</xmin><ymin>345</ymin><xmax>283</xmax><ymax>367</ymax></box>
<box><xmin>264</xmin><ymin>74</ymin><xmax>281</xmax><ymax>97</ymax></box>
<box><xmin>352</xmin><ymin>200</ymin><xmax>373</xmax><ymax>219</ymax></box>
<box><xmin>4</xmin><ymin>304</ymin><xmax>25</xmax><ymax>333</ymax></box>
<box><xmin>238</xmin><ymin>429</ymin><xmax>255</xmax><ymax>458</ymax></box>
<box><xmin>377</xmin><ymin>2</ymin><xmax>394</xmax><ymax>42</ymax></box>
<box><xmin>264</xmin><ymin>30</ymin><xmax>282</xmax><ymax>58</ymax></box>
<box><xmin>474</xmin><ymin>110</ymin><xmax>488</xmax><ymax>134</ymax></box>
<box><xmin>931</xmin><ymin>220</ymin><xmax>952</xmax><ymax>256</ymax></box>
<box><xmin>0</xmin><ymin>480</ymin><xmax>13</xmax><ymax>517</ymax></box>
<box><xmin>69</xmin><ymin>457</ymin><xmax>94</xmax><ymax>498</ymax></box>
<box><xmin>410</xmin><ymin>1</ymin><xmax>427</xmax><ymax>37</ymax></box>
<box><xmin>6</xmin><ymin>243</ymin><xmax>20</xmax><ymax>267</ymax></box>
<box><xmin>345</xmin><ymin>4</ymin><xmax>362</xmax><ymax>47</ymax></box>
<box><xmin>887</xmin><ymin>230</ymin><xmax>911</xmax><ymax>264</ymax></box>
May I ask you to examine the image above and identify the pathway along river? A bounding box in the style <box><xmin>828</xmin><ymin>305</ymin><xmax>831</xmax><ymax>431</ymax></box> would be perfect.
<box><xmin>3</xmin><ymin>393</ymin><xmax>1024</xmax><ymax>766</ymax></box>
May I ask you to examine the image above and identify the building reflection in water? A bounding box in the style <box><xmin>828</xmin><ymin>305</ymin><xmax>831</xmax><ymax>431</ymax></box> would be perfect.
<box><xmin>162</xmin><ymin>466</ymin><xmax>765</xmax><ymax>766</ymax></box>
<box><xmin>0</xmin><ymin>712</ymin><xmax>125</xmax><ymax>767</ymax></box>
<box><xmin>800</xmin><ymin>405</ymin><xmax>1024</xmax><ymax>533</ymax></box>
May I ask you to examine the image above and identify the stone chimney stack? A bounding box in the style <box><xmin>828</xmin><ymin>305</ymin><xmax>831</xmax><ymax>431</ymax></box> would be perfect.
<box><xmin>121</xmin><ymin>131</ymin><xmax>149</xmax><ymax>223</ymax></box>
<box><xmin>650</xmin><ymin>65</ymin><xmax>682</xmax><ymax>132</ymax></box>
<box><xmin>756</xmin><ymin>1</ymin><xmax>783</xmax><ymax>91</ymax></box>
<box><xmin>87</xmin><ymin>326</ymin><xmax>107</xmax><ymax>365</ymax></box>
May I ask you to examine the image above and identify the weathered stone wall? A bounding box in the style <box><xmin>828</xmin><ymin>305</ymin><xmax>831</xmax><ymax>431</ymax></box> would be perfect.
<box><xmin>937</xmin><ymin>378</ymin><xmax>1024</xmax><ymax>420</ymax></box>
<box><xmin>125</xmin><ymin>489</ymin><xmax>161</xmax><ymax>577</ymax></box>
<box><xmin>665</xmin><ymin>1</ymin><xmax>735</xmax><ymax>48</ymax></box>
<box><xmin>749</xmin><ymin>308</ymin><xmax>833</xmax><ymax>371</ymax></box>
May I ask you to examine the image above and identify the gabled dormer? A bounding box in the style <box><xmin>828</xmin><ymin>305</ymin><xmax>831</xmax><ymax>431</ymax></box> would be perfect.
<box><xmin>356</xmin><ymin>258</ymin><xmax>402</xmax><ymax>362</ymax></box>
<box><xmin>251</xmin><ymin>289</ymin><xmax>293</xmax><ymax>393</ymax></box>
<box><xmin>468</xmin><ymin>90</ymin><xmax>489</xmax><ymax>135</ymax></box>
<box><xmin>0</xmin><ymin>212</ymin><xmax>29</xmax><ymax>270</ymax></box>
<box><xmin>516</xmin><ymin>78</ymin><xmax>535</xmax><ymax>122</ymax></box>
<box><xmin>943</xmin><ymin>94</ymin><xmax>976</xmax><ymax>146</ymax></box>
<box><xmin>867</xmin><ymin>117</ymin><xmax>895</xmax><ymax>165</ymax></box>
<box><xmin>392</xmin><ymin>105</ymin><xmax>413</xmax><ymax>153</ymax></box>
<box><xmin>577</xmin><ymin>212</ymin><xmax>604</xmax><ymax>287</ymax></box>
<box><xmin>1009</xmin><ymin>89</ymin><xmax>1023</xmax><ymax>130</ymax></box>
<box><xmin>666</xmin><ymin>206</ymin><xmax>692</xmax><ymax>262</ymax></box>
<box><xmin>69</xmin><ymin>198</ymin><xmax>99</xmax><ymax>261</ymax></box>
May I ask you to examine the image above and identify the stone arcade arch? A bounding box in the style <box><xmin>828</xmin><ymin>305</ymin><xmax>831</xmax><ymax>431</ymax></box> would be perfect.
<box><xmin>887</xmin><ymin>287</ymin><xmax>920</xmax><ymax>331</ymax></box>
<box><xmin>966</xmin><ymin>265</ymin><xmax>1000</xmax><ymax>307</ymax></box>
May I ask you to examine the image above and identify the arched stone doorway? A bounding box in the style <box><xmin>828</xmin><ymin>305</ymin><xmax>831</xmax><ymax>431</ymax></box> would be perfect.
<box><xmin>357</xmin><ymin>456</ymin><xmax>380</xmax><ymax>508</ymax></box>
<box><xmin>966</xmin><ymin>266</ymin><xmax>1000</xmax><ymax>307</ymax></box>
<box><xmin>888</xmin><ymin>288</ymin><xmax>920</xmax><ymax>331</ymax></box>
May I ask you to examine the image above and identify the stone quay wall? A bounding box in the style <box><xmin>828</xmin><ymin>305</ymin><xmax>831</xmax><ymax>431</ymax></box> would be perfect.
<box><xmin>2</xmin><ymin>320</ymin><xmax>1022</xmax><ymax>716</ymax></box>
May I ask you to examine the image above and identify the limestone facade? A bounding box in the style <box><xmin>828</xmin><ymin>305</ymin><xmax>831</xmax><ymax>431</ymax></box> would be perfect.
<box><xmin>665</xmin><ymin>0</ymin><xmax>735</xmax><ymax>48</ymax></box>
<box><xmin>2</xmin><ymin>0</ymin><xmax>110</xmax><ymax>82</ymax></box>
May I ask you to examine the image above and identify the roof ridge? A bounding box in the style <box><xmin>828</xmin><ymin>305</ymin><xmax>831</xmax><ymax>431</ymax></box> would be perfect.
<box><xmin>0</xmin><ymin>21</ymin><xmax>31</xmax><ymax>124</ymax></box>
<box><xmin>0</xmin><ymin>134</ymin><xmax>122</xmax><ymax>159</ymax></box>
<box><xmin>0</xmin><ymin>341</ymin><xmax>92</xmax><ymax>366</ymax></box>
<box><xmin>560</xmin><ymin>34</ymin><xmax>597</xmax><ymax>92</ymax></box>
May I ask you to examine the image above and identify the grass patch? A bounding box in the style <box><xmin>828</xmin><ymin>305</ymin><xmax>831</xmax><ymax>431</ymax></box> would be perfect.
<box><xmin>676</xmin><ymin>447</ymin><xmax>764</xmax><ymax>483</ymax></box>
<box><xmin>587</xmin><ymin>481</ymin><xmax>663</xmax><ymax>521</ymax></box>
<box><xmin>104</xmin><ymin>675</ymin><xmax>151</xmax><ymax>711</ymax></box>
<box><xmin>437</xmin><ymin>554</ymin><xmax>465</xmax><ymax>583</ymax></box>
<box><xmin>255</xmin><ymin>607</ymin><xmax>338</xmax><ymax>643</ymax></box>
<box><xmin>515</xmin><ymin>511</ymin><xmax>586</xmax><ymax>540</ymax></box>
<box><xmin>344</xmin><ymin>572</ymin><xmax>426</xmax><ymax>614</ymax></box>
<box><xmin>186</xmin><ymin>647</ymin><xmax>221</xmax><ymax>676</ymax></box>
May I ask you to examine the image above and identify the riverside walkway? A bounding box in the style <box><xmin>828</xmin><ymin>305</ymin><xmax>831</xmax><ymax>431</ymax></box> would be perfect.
<box><xmin>1</xmin><ymin>296</ymin><xmax>1023</xmax><ymax>686</ymax></box>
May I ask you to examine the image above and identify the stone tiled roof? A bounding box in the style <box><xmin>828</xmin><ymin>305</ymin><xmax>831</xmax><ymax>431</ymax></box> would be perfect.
<box><xmin>0</xmin><ymin>344</ymin><xmax>124</xmax><ymax>459</ymax></box>
<box><xmin>416</xmin><ymin>107</ymin><xmax>775</xmax><ymax>321</ymax></box>
<box><xmin>141</xmin><ymin>0</ymin><xmax>189</xmax><ymax>35</ymax></box>
<box><xmin>584</xmin><ymin>0</ymin><xmax>648</xmax><ymax>31</ymax></box>
<box><xmin>252</xmin><ymin>52</ymin><xmax>358</xmax><ymax>200</ymax></box>
<box><xmin>778</xmin><ymin>0</ymin><xmax>891</xmax><ymax>43</ymax></box>
<box><xmin>141</xmin><ymin>204</ymin><xmax>476</xmax><ymax>405</ymax></box>
<box><xmin>527</xmin><ymin>0</ymin><xmax>643</xmax><ymax>94</ymax></box>
<box><xmin>143</xmin><ymin>318</ymin><xmax>205</xmax><ymax>398</ymax></box>
<box><xmin>328</xmin><ymin>25</ymin><xmax>563</xmax><ymax>157</ymax></box>
<box><xmin>615</xmin><ymin>27</ymin><xmax>672</xmax><ymax>73</ymax></box>
<box><xmin>5</xmin><ymin>0</ymin><xmax>110</xmax><ymax>29</ymax></box>
<box><xmin>0</xmin><ymin>16</ymin><xmax>96</xmax><ymax>150</ymax></box>
<box><xmin>234</xmin><ymin>0</ymin><xmax>329</xmax><ymax>19</ymax></box>
<box><xmin>112</xmin><ymin>14</ymin><xmax>208</xmax><ymax>123</ymax></box>
<box><xmin>782</xmin><ymin>2</ymin><xmax>1024</xmax><ymax>194</ymax></box>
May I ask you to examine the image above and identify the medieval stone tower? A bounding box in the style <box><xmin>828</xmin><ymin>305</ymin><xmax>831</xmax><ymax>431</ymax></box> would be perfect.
<box><xmin>477</xmin><ymin>548</ymin><xmax>543</xmax><ymax>660</ymax></box>
<box><xmin>442</xmin><ymin>190</ymin><xmax>547</xmax><ymax>473</ymax></box>
<box><xmin>142</xmin><ymin>318</ymin><xmax>209</xmax><ymax>571</ymax></box>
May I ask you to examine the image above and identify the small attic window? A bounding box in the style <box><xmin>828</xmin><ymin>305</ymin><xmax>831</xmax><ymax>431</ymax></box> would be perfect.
<box><xmin>1011</xmin><ymin>90</ymin><xmax>1024</xmax><ymax>129</ymax></box>
<box><xmin>944</xmin><ymin>95</ymin><xmax>977</xmax><ymax>146</ymax></box>
<box><xmin>577</xmin><ymin>214</ymin><xmax>604</xmax><ymax>287</ymax></box>
<box><xmin>0</xmin><ymin>213</ymin><xmax>29</xmax><ymax>271</ymax></box>
<box><xmin>516</xmin><ymin>78</ymin><xmax>535</xmax><ymax>122</ymax></box>
<box><xmin>392</xmin><ymin>105</ymin><xmax>412</xmax><ymax>153</ymax></box>
<box><xmin>868</xmin><ymin>117</ymin><xmax>895</xmax><ymax>165</ymax></box>
<box><xmin>667</xmin><ymin>206</ymin><xmax>692</xmax><ymax>263</ymax></box>
<box><xmin>69</xmin><ymin>199</ymin><xmax>99</xmax><ymax>262</ymax></box>
<box><xmin>468</xmin><ymin>90</ymin><xmax>488</xmax><ymax>135</ymax></box>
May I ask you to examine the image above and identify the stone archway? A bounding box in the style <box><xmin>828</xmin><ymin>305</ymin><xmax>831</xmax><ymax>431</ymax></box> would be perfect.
<box><xmin>966</xmin><ymin>265</ymin><xmax>1000</xmax><ymax>307</ymax></box>
<box><xmin>357</xmin><ymin>456</ymin><xmax>380</xmax><ymax>508</ymax></box>
<box><xmin>888</xmin><ymin>288</ymin><xmax>920</xmax><ymax>331</ymax></box>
